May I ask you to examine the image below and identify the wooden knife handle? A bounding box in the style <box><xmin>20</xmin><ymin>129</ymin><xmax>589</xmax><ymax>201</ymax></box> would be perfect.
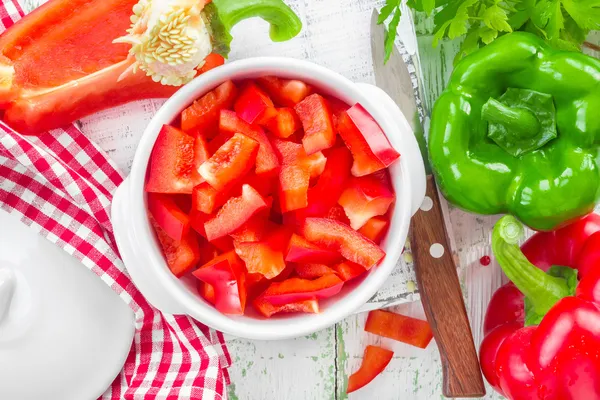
<box><xmin>409</xmin><ymin>176</ymin><xmax>486</xmax><ymax>398</ymax></box>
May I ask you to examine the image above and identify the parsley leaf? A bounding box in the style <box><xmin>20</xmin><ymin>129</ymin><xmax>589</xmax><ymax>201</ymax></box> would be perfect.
<box><xmin>562</xmin><ymin>0</ymin><xmax>600</xmax><ymax>31</ymax></box>
<box><xmin>379</xmin><ymin>0</ymin><xmax>400</xmax><ymax>24</ymax></box>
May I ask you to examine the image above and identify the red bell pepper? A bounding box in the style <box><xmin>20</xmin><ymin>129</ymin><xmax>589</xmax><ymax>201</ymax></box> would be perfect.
<box><xmin>199</xmin><ymin>133</ymin><xmax>259</xmax><ymax>190</ymax></box>
<box><xmin>365</xmin><ymin>309</ymin><xmax>434</xmax><ymax>349</ymax></box>
<box><xmin>204</xmin><ymin>184</ymin><xmax>268</xmax><ymax>241</ymax></box>
<box><xmin>294</xmin><ymin>264</ymin><xmax>335</xmax><ymax>279</ymax></box>
<box><xmin>229</xmin><ymin>215</ymin><xmax>267</xmax><ymax>244</ymax></box>
<box><xmin>358</xmin><ymin>216</ymin><xmax>389</xmax><ymax>244</ymax></box>
<box><xmin>306</xmin><ymin>146</ymin><xmax>353</xmax><ymax>216</ymax></box>
<box><xmin>336</xmin><ymin>105</ymin><xmax>400</xmax><ymax>177</ymax></box>
<box><xmin>197</xmin><ymin>53</ymin><xmax>226</xmax><ymax>75</ymax></box>
<box><xmin>192</xmin><ymin>250</ymin><xmax>247</xmax><ymax>315</ymax></box>
<box><xmin>147</xmin><ymin>193</ymin><xmax>190</xmax><ymax>241</ymax></box>
<box><xmin>197</xmin><ymin>281</ymin><xmax>216</xmax><ymax>305</ymax></box>
<box><xmin>265</xmin><ymin>108</ymin><xmax>301</xmax><ymax>138</ymax></box>
<box><xmin>338</xmin><ymin>175</ymin><xmax>395</xmax><ymax>230</ymax></box>
<box><xmin>333</xmin><ymin>261</ymin><xmax>366</xmax><ymax>281</ymax></box>
<box><xmin>193</xmin><ymin>134</ymin><xmax>210</xmax><ymax>177</ymax></box>
<box><xmin>234</xmin><ymin>82</ymin><xmax>277</xmax><ymax>125</ymax></box>
<box><xmin>295</xmin><ymin>94</ymin><xmax>337</xmax><ymax>155</ymax></box>
<box><xmin>191</xmin><ymin>182</ymin><xmax>229</xmax><ymax>215</ymax></box>
<box><xmin>219</xmin><ymin>110</ymin><xmax>280</xmax><ymax>174</ymax></box>
<box><xmin>146</xmin><ymin>125</ymin><xmax>199</xmax><ymax>194</ymax></box>
<box><xmin>278</xmin><ymin>165</ymin><xmax>310</xmax><ymax>213</ymax></box>
<box><xmin>256</xmin><ymin>76</ymin><xmax>311</xmax><ymax>107</ymax></box>
<box><xmin>261</xmin><ymin>274</ymin><xmax>344</xmax><ymax>305</ymax></box>
<box><xmin>480</xmin><ymin>214</ymin><xmax>600</xmax><ymax>400</ymax></box>
<box><xmin>150</xmin><ymin>217</ymin><xmax>200</xmax><ymax>277</ymax></box>
<box><xmin>189</xmin><ymin>208</ymin><xmax>209</xmax><ymax>238</ymax></box>
<box><xmin>211</xmin><ymin>236</ymin><xmax>235</xmax><ymax>252</ymax></box>
<box><xmin>346</xmin><ymin>345</ymin><xmax>394</xmax><ymax>394</ymax></box>
<box><xmin>301</xmin><ymin>218</ymin><xmax>385</xmax><ymax>269</ymax></box>
<box><xmin>324</xmin><ymin>204</ymin><xmax>351</xmax><ymax>226</ymax></box>
<box><xmin>181</xmin><ymin>80</ymin><xmax>238</xmax><ymax>139</ymax></box>
<box><xmin>234</xmin><ymin>225</ymin><xmax>291</xmax><ymax>279</ymax></box>
<box><xmin>253</xmin><ymin>297</ymin><xmax>319</xmax><ymax>318</ymax></box>
<box><xmin>286</xmin><ymin>234</ymin><xmax>341</xmax><ymax>264</ymax></box>
<box><xmin>271</xmin><ymin>139</ymin><xmax>326</xmax><ymax>179</ymax></box>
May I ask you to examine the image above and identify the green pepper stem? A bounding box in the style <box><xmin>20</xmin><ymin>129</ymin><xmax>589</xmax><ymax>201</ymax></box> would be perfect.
<box><xmin>212</xmin><ymin>0</ymin><xmax>302</xmax><ymax>42</ymax></box>
<box><xmin>482</xmin><ymin>98</ymin><xmax>541</xmax><ymax>139</ymax></box>
<box><xmin>492</xmin><ymin>216</ymin><xmax>572</xmax><ymax>317</ymax></box>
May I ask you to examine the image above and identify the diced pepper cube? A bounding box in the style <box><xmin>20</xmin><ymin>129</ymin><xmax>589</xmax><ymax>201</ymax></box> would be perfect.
<box><xmin>151</xmin><ymin>216</ymin><xmax>200</xmax><ymax>277</ymax></box>
<box><xmin>364</xmin><ymin>309</ymin><xmax>434</xmax><ymax>349</ymax></box>
<box><xmin>286</xmin><ymin>234</ymin><xmax>341</xmax><ymax>264</ymax></box>
<box><xmin>279</xmin><ymin>165</ymin><xmax>310</xmax><ymax>213</ymax></box>
<box><xmin>338</xmin><ymin>175</ymin><xmax>395</xmax><ymax>230</ymax></box>
<box><xmin>294</xmin><ymin>264</ymin><xmax>336</xmax><ymax>279</ymax></box>
<box><xmin>147</xmin><ymin>193</ymin><xmax>190</xmax><ymax>241</ymax></box>
<box><xmin>181</xmin><ymin>80</ymin><xmax>238</xmax><ymax>138</ymax></box>
<box><xmin>306</xmin><ymin>146</ymin><xmax>353</xmax><ymax>215</ymax></box>
<box><xmin>234</xmin><ymin>226</ymin><xmax>291</xmax><ymax>279</ymax></box>
<box><xmin>265</xmin><ymin>108</ymin><xmax>301</xmax><ymax>138</ymax></box>
<box><xmin>192</xmin><ymin>182</ymin><xmax>230</xmax><ymax>215</ymax></box>
<box><xmin>197</xmin><ymin>281</ymin><xmax>216</xmax><ymax>305</ymax></box>
<box><xmin>295</xmin><ymin>94</ymin><xmax>337</xmax><ymax>155</ymax></box>
<box><xmin>272</xmin><ymin>138</ymin><xmax>326</xmax><ymax>179</ymax></box>
<box><xmin>234</xmin><ymin>82</ymin><xmax>277</xmax><ymax>125</ymax></box>
<box><xmin>261</xmin><ymin>274</ymin><xmax>344</xmax><ymax>306</ymax></box>
<box><xmin>333</xmin><ymin>261</ymin><xmax>366</xmax><ymax>282</ymax></box>
<box><xmin>256</xmin><ymin>76</ymin><xmax>311</xmax><ymax>107</ymax></box>
<box><xmin>358</xmin><ymin>216</ymin><xmax>389</xmax><ymax>244</ymax></box>
<box><xmin>230</xmin><ymin>215</ymin><xmax>267</xmax><ymax>244</ymax></box>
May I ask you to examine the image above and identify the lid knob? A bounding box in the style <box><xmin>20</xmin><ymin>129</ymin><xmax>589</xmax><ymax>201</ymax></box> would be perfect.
<box><xmin>0</xmin><ymin>268</ymin><xmax>15</xmax><ymax>325</ymax></box>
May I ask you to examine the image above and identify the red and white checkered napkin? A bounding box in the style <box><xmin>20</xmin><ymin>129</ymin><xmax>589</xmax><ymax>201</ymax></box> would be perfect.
<box><xmin>0</xmin><ymin>2</ymin><xmax>230</xmax><ymax>399</ymax></box>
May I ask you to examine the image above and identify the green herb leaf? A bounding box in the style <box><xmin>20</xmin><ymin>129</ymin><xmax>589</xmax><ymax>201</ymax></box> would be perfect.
<box><xmin>479</xmin><ymin>26</ymin><xmax>498</xmax><ymax>44</ymax></box>
<box><xmin>532</xmin><ymin>0</ymin><xmax>564</xmax><ymax>40</ymax></box>
<box><xmin>384</xmin><ymin>7</ymin><xmax>402</xmax><ymax>63</ymax></box>
<box><xmin>562</xmin><ymin>0</ymin><xmax>600</xmax><ymax>31</ymax></box>
<box><xmin>379</xmin><ymin>0</ymin><xmax>400</xmax><ymax>24</ymax></box>
<box><xmin>483</xmin><ymin>5</ymin><xmax>513</xmax><ymax>33</ymax></box>
<box><xmin>422</xmin><ymin>0</ymin><xmax>436</xmax><ymax>15</ymax></box>
<box><xmin>433</xmin><ymin>19</ymin><xmax>451</xmax><ymax>46</ymax></box>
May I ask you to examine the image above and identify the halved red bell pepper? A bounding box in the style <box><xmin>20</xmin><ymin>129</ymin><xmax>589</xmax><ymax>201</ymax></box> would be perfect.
<box><xmin>197</xmin><ymin>281</ymin><xmax>216</xmax><ymax>305</ymax></box>
<box><xmin>346</xmin><ymin>345</ymin><xmax>394</xmax><ymax>394</ymax></box>
<box><xmin>336</xmin><ymin>105</ymin><xmax>400</xmax><ymax>177</ymax></box>
<box><xmin>204</xmin><ymin>184</ymin><xmax>268</xmax><ymax>241</ymax></box>
<box><xmin>265</xmin><ymin>108</ymin><xmax>301</xmax><ymax>138</ymax></box>
<box><xmin>286</xmin><ymin>233</ymin><xmax>341</xmax><ymax>264</ymax></box>
<box><xmin>151</xmin><ymin>217</ymin><xmax>201</xmax><ymax>277</ymax></box>
<box><xmin>358</xmin><ymin>216</ymin><xmax>389</xmax><ymax>244</ymax></box>
<box><xmin>302</xmin><ymin>218</ymin><xmax>385</xmax><ymax>269</ymax></box>
<box><xmin>333</xmin><ymin>261</ymin><xmax>366</xmax><ymax>281</ymax></box>
<box><xmin>234</xmin><ymin>225</ymin><xmax>292</xmax><ymax>279</ymax></box>
<box><xmin>279</xmin><ymin>165</ymin><xmax>310</xmax><ymax>213</ymax></box>
<box><xmin>271</xmin><ymin>139</ymin><xmax>326</xmax><ymax>179</ymax></box>
<box><xmin>294</xmin><ymin>264</ymin><xmax>335</xmax><ymax>279</ymax></box>
<box><xmin>253</xmin><ymin>297</ymin><xmax>319</xmax><ymax>318</ymax></box>
<box><xmin>261</xmin><ymin>274</ymin><xmax>344</xmax><ymax>305</ymax></box>
<box><xmin>295</xmin><ymin>94</ymin><xmax>336</xmax><ymax>155</ymax></box>
<box><xmin>219</xmin><ymin>110</ymin><xmax>280</xmax><ymax>174</ymax></box>
<box><xmin>181</xmin><ymin>80</ymin><xmax>238</xmax><ymax>139</ymax></box>
<box><xmin>146</xmin><ymin>125</ymin><xmax>199</xmax><ymax>194</ymax></box>
<box><xmin>256</xmin><ymin>76</ymin><xmax>311</xmax><ymax>107</ymax></box>
<box><xmin>192</xmin><ymin>250</ymin><xmax>247</xmax><ymax>315</ymax></box>
<box><xmin>197</xmin><ymin>52</ymin><xmax>226</xmax><ymax>75</ymax></box>
<box><xmin>338</xmin><ymin>175</ymin><xmax>395</xmax><ymax>230</ymax></box>
<box><xmin>199</xmin><ymin>133</ymin><xmax>259</xmax><ymax>190</ymax></box>
<box><xmin>365</xmin><ymin>309</ymin><xmax>434</xmax><ymax>349</ymax></box>
<box><xmin>147</xmin><ymin>193</ymin><xmax>190</xmax><ymax>241</ymax></box>
<box><xmin>234</xmin><ymin>82</ymin><xmax>277</xmax><ymax>125</ymax></box>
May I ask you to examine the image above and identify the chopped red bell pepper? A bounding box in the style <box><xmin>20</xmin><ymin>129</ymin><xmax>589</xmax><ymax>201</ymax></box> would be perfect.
<box><xmin>286</xmin><ymin>234</ymin><xmax>341</xmax><ymax>264</ymax></box>
<box><xmin>234</xmin><ymin>82</ymin><xmax>277</xmax><ymax>125</ymax></box>
<box><xmin>151</xmin><ymin>217</ymin><xmax>200</xmax><ymax>278</ymax></box>
<box><xmin>305</xmin><ymin>146</ymin><xmax>353</xmax><ymax>215</ymax></box>
<box><xmin>325</xmin><ymin>96</ymin><xmax>350</xmax><ymax>117</ymax></box>
<box><xmin>229</xmin><ymin>215</ymin><xmax>267</xmax><ymax>244</ymax></box>
<box><xmin>147</xmin><ymin>193</ymin><xmax>190</xmax><ymax>241</ymax></box>
<box><xmin>279</xmin><ymin>165</ymin><xmax>310</xmax><ymax>213</ymax></box>
<box><xmin>295</xmin><ymin>94</ymin><xmax>336</xmax><ymax>155</ymax></box>
<box><xmin>211</xmin><ymin>236</ymin><xmax>235</xmax><ymax>252</ymax></box>
<box><xmin>146</xmin><ymin>125</ymin><xmax>199</xmax><ymax>194</ymax></box>
<box><xmin>197</xmin><ymin>52</ymin><xmax>225</xmax><ymax>75</ymax></box>
<box><xmin>325</xmin><ymin>205</ymin><xmax>351</xmax><ymax>225</ymax></box>
<box><xmin>199</xmin><ymin>133</ymin><xmax>259</xmax><ymax>190</ymax></box>
<box><xmin>265</xmin><ymin>108</ymin><xmax>301</xmax><ymax>138</ymax></box>
<box><xmin>192</xmin><ymin>251</ymin><xmax>247</xmax><ymax>315</ymax></box>
<box><xmin>294</xmin><ymin>264</ymin><xmax>336</xmax><ymax>279</ymax></box>
<box><xmin>358</xmin><ymin>216</ymin><xmax>390</xmax><ymax>244</ymax></box>
<box><xmin>271</xmin><ymin>139</ymin><xmax>326</xmax><ymax>179</ymax></box>
<box><xmin>189</xmin><ymin>208</ymin><xmax>209</xmax><ymax>238</ymax></box>
<box><xmin>241</xmin><ymin>172</ymin><xmax>278</xmax><ymax>198</ymax></box>
<box><xmin>338</xmin><ymin>175</ymin><xmax>395</xmax><ymax>230</ymax></box>
<box><xmin>234</xmin><ymin>225</ymin><xmax>291</xmax><ymax>279</ymax></box>
<box><xmin>346</xmin><ymin>345</ymin><xmax>394</xmax><ymax>394</ymax></box>
<box><xmin>193</xmin><ymin>134</ymin><xmax>210</xmax><ymax>181</ymax></box>
<box><xmin>207</xmin><ymin>131</ymin><xmax>233</xmax><ymax>155</ymax></box>
<box><xmin>261</xmin><ymin>274</ymin><xmax>344</xmax><ymax>306</ymax></box>
<box><xmin>191</xmin><ymin>182</ymin><xmax>230</xmax><ymax>215</ymax></box>
<box><xmin>333</xmin><ymin>261</ymin><xmax>366</xmax><ymax>281</ymax></box>
<box><xmin>336</xmin><ymin>105</ymin><xmax>400</xmax><ymax>176</ymax></box>
<box><xmin>204</xmin><ymin>184</ymin><xmax>268</xmax><ymax>241</ymax></box>
<box><xmin>365</xmin><ymin>309</ymin><xmax>434</xmax><ymax>349</ymax></box>
<box><xmin>256</xmin><ymin>76</ymin><xmax>311</xmax><ymax>107</ymax></box>
<box><xmin>181</xmin><ymin>80</ymin><xmax>238</xmax><ymax>139</ymax></box>
<box><xmin>302</xmin><ymin>218</ymin><xmax>385</xmax><ymax>269</ymax></box>
<box><xmin>197</xmin><ymin>239</ymin><xmax>220</xmax><ymax>266</ymax></box>
<box><xmin>253</xmin><ymin>297</ymin><xmax>319</xmax><ymax>318</ymax></box>
<box><xmin>197</xmin><ymin>281</ymin><xmax>216</xmax><ymax>305</ymax></box>
<box><xmin>219</xmin><ymin>110</ymin><xmax>280</xmax><ymax>174</ymax></box>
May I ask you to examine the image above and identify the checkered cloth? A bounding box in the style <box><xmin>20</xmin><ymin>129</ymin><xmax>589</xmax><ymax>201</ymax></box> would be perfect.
<box><xmin>0</xmin><ymin>1</ymin><xmax>230</xmax><ymax>399</ymax></box>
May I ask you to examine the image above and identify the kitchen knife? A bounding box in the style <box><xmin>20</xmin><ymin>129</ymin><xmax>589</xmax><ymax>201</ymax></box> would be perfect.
<box><xmin>370</xmin><ymin>10</ymin><xmax>486</xmax><ymax>398</ymax></box>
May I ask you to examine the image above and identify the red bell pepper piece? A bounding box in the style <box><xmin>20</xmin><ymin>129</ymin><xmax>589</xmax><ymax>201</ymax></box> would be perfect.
<box><xmin>219</xmin><ymin>110</ymin><xmax>280</xmax><ymax>174</ymax></box>
<box><xmin>211</xmin><ymin>236</ymin><xmax>235</xmax><ymax>252</ymax></box>
<box><xmin>192</xmin><ymin>251</ymin><xmax>247</xmax><ymax>315</ymax></box>
<box><xmin>286</xmin><ymin>234</ymin><xmax>341</xmax><ymax>264</ymax></box>
<box><xmin>189</xmin><ymin>208</ymin><xmax>209</xmax><ymax>238</ymax></box>
<box><xmin>199</xmin><ymin>133</ymin><xmax>259</xmax><ymax>190</ymax></box>
<box><xmin>197</xmin><ymin>53</ymin><xmax>225</xmax><ymax>75</ymax></box>
<box><xmin>325</xmin><ymin>96</ymin><xmax>350</xmax><ymax>117</ymax></box>
<box><xmin>204</xmin><ymin>184</ymin><xmax>268</xmax><ymax>241</ymax></box>
<box><xmin>306</xmin><ymin>146</ymin><xmax>353</xmax><ymax>216</ymax></box>
<box><xmin>253</xmin><ymin>297</ymin><xmax>319</xmax><ymax>318</ymax></box>
<box><xmin>181</xmin><ymin>80</ymin><xmax>238</xmax><ymax>139</ymax></box>
<box><xmin>295</xmin><ymin>94</ymin><xmax>336</xmax><ymax>155</ymax></box>
<box><xmin>261</xmin><ymin>274</ymin><xmax>344</xmax><ymax>306</ymax></box>
<box><xmin>333</xmin><ymin>261</ymin><xmax>366</xmax><ymax>281</ymax></box>
<box><xmin>358</xmin><ymin>216</ymin><xmax>389</xmax><ymax>244</ymax></box>
<box><xmin>325</xmin><ymin>205</ymin><xmax>351</xmax><ymax>226</ymax></box>
<box><xmin>336</xmin><ymin>105</ymin><xmax>400</xmax><ymax>177</ymax></box>
<box><xmin>365</xmin><ymin>310</ymin><xmax>434</xmax><ymax>348</ymax></box>
<box><xmin>234</xmin><ymin>82</ymin><xmax>277</xmax><ymax>125</ymax></box>
<box><xmin>338</xmin><ymin>175</ymin><xmax>395</xmax><ymax>230</ymax></box>
<box><xmin>271</xmin><ymin>139</ymin><xmax>326</xmax><ymax>179</ymax></box>
<box><xmin>480</xmin><ymin>214</ymin><xmax>600</xmax><ymax>400</ymax></box>
<box><xmin>233</xmin><ymin>225</ymin><xmax>291</xmax><ymax>279</ymax></box>
<box><xmin>193</xmin><ymin>134</ymin><xmax>210</xmax><ymax>179</ymax></box>
<box><xmin>229</xmin><ymin>215</ymin><xmax>267</xmax><ymax>244</ymax></box>
<box><xmin>191</xmin><ymin>182</ymin><xmax>229</xmax><ymax>215</ymax></box>
<box><xmin>147</xmin><ymin>193</ymin><xmax>190</xmax><ymax>241</ymax></box>
<box><xmin>256</xmin><ymin>76</ymin><xmax>311</xmax><ymax>107</ymax></box>
<box><xmin>301</xmin><ymin>218</ymin><xmax>385</xmax><ymax>269</ymax></box>
<box><xmin>150</xmin><ymin>217</ymin><xmax>200</xmax><ymax>278</ymax></box>
<box><xmin>197</xmin><ymin>281</ymin><xmax>216</xmax><ymax>305</ymax></box>
<box><xmin>346</xmin><ymin>345</ymin><xmax>394</xmax><ymax>394</ymax></box>
<box><xmin>241</xmin><ymin>172</ymin><xmax>278</xmax><ymax>198</ymax></box>
<box><xmin>279</xmin><ymin>165</ymin><xmax>310</xmax><ymax>213</ymax></box>
<box><xmin>146</xmin><ymin>125</ymin><xmax>199</xmax><ymax>194</ymax></box>
<box><xmin>294</xmin><ymin>264</ymin><xmax>336</xmax><ymax>279</ymax></box>
<box><xmin>265</xmin><ymin>108</ymin><xmax>301</xmax><ymax>138</ymax></box>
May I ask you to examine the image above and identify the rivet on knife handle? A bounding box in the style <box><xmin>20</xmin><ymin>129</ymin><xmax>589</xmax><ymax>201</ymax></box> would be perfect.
<box><xmin>410</xmin><ymin>176</ymin><xmax>486</xmax><ymax>398</ymax></box>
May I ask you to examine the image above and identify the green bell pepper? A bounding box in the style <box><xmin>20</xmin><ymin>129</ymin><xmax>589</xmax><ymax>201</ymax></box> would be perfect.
<box><xmin>429</xmin><ymin>32</ymin><xmax>600</xmax><ymax>231</ymax></box>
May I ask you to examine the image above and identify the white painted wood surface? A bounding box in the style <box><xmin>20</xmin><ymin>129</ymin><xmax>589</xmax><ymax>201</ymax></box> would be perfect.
<box><xmin>17</xmin><ymin>0</ymin><xmax>600</xmax><ymax>399</ymax></box>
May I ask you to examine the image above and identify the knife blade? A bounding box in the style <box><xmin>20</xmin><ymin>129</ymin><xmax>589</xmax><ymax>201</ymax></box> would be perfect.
<box><xmin>370</xmin><ymin>10</ymin><xmax>486</xmax><ymax>398</ymax></box>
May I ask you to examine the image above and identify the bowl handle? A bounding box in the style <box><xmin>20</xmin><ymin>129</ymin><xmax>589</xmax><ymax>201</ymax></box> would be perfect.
<box><xmin>355</xmin><ymin>82</ymin><xmax>426</xmax><ymax>215</ymax></box>
<box><xmin>111</xmin><ymin>179</ymin><xmax>184</xmax><ymax>315</ymax></box>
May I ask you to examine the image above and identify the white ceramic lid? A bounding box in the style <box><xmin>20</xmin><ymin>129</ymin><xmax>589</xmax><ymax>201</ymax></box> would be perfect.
<box><xmin>0</xmin><ymin>209</ymin><xmax>135</xmax><ymax>400</ymax></box>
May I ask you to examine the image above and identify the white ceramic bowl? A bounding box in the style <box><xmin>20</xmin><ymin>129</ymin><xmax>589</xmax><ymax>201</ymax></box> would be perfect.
<box><xmin>112</xmin><ymin>57</ymin><xmax>426</xmax><ymax>340</ymax></box>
